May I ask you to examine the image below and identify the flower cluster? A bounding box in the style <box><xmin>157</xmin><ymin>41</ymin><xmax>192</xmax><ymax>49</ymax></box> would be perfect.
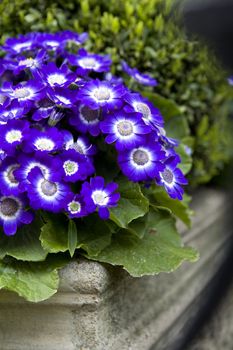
<box><xmin>0</xmin><ymin>31</ymin><xmax>187</xmax><ymax>236</ymax></box>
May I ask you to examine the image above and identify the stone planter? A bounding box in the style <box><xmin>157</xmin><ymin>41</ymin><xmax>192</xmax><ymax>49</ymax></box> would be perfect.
<box><xmin>0</xmin><ymin>188</ymin><xmax>232</xmax><ymax>350</ymax></box>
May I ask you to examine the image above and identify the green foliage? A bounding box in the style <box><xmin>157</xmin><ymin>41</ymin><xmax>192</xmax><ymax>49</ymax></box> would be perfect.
<box><xmin>0</xmin><ymin>0</ymin><xmax>231</xmax><ymax>185</ymax></box>
<box><xmin>85</xmin><ymin>208</ymin><xmax>198</xmax><ymax>277</ymax></box>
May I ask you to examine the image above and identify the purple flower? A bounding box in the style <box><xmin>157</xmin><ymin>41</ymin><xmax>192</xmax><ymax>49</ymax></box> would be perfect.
<box><xmin>77</xmin><ymin>79</ymin><xmax>126</xmax><ymax>111</ymax></box>
<box><xmin>66</xmin><ymin>194</ymin><xmax>87</xmax><ymax>218</ymax></box>
<box><xmin>59</xmin><ymin>31</ymin><xmax>89</xmax><ymax>46</ymax></box>
<box><xmin>122</xmin><ymin>61</ymin><xmax>158</xmax><ymax>86</ymax></box>
<box><xmin>0</xmin><ymin>157</ymin><xmax>20</xmax><ymax>195</ymax></box>
<box><xmin>14</xmin><ymin>152</ymin><xmax>61</xmax><ymax>192</ymax></box>
<box><xmin>47</xmin><ymin>87</ymin><xmax>77</xmax><ymax>108</ymax></box>
<box><xmin>156</xmin><ymin>157</ymin><xmax>188</xmax><ymax>200</ymax></box>
<box><xmin>156</xmin><ymin>126</ymin><xmax>179</xmax><ymax>147</ymax></box>
<box><xmin>36</xmin><ymin>33</ymin><xmax>65</xmax><ymax>52</ymax></box>
<box><xmin>59</xmin><ymin>149</ymin><xmax>94</xmax><ymax>182</ymax></box>
<box><xmin>22</xmin><ymin>127</ymin><xmax>64</xmax><ymax>153</ymax></box>
<box><xmin>64</xmin><ymin>133</ymin><xmax>97</xmax><ymax>157</ymax></box>
<box><xmin>32</xmin><ymin>98</ymin><xmax>55</xmax><ymax>121</ymax></box>
<box><xmin>0</xmin><ymin>100</ymin><xmax>25</xmax><ymax>123</ymax></box>
<box><xmin>81</xmin><ymin>176</ymin><xmax>120</xmax><ymax>220</ymax></box>
<box><xmin>69</xmin><ymin>104</ymin><xmax>101</xmax><ymax>136</ymax></box>
<box><xmin>0</xmin><ymin>194</ymin><xmax>34</xmax><ymax>236</ymax></box>
<box><xmin>13</xmin><ymin>49</ymin><xmax>47</xmax><ymax>75</ymax></box>
<box><xmin>68</xmin><ymin>48</ymin><xmax>112</xmax><ymax>73</ymax></box>
<box><xmin>100</xmin><ymin>111</ymin><xmax>151</xmax><ymax>150</ymax></box>
<box><xmin>1</xmin><ymin>33</ymin><xmax>38</xmax><ymax>54</ymax></box>
<box><xmin>118</xmin><ymin>137</ymin><xmax>165</xmax><ymax>182</ymax></box>
<box><xmin>0</xmin><ymin>119</ymin><xmax>30</xmax><ymax>154</ymax></box>
<box><xmin>37</xmin><ymin>62</ymin><xmax>76</xmax><ymax>88</ymax></box>
<box><xmin>1</xmin><ymin>80</ymin><xmax>45</xmax><ymax>109</ymax></box>
<box><xmin>124</xmin><ymin>92</ymin><xmax>163</xmax><ymax>129</ymax></box>
<box><xmin>26</xmin><ymin>167</ymin><xmax>71</xmax><ymax>213</ymax></box>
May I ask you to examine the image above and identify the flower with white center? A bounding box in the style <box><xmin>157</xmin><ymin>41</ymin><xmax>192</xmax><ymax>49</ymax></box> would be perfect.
<box><xmin>100</xmin><ymin>111</ymin><xmax>151</xmax><ymax>150</ymax></box>
<box><xmin>23</xmin><ymin>127</ymin><xmax>64</xmax><ymax>154</ymax></box>
<box><xmin>1</xmin><ymin>80</ymin><xmax>45</xmax><ymax>108</ymax></box>
<box><xmin>59</xmin><ymin>150</ymin><xmax>94</xmax><ymax>182</ymax></box>
<box><xmin>26</xmin><ymin>168</ymin><xmax>72</xmax><ymax>213</ymax></box>
<box><xmin>118</xmin><ymin>138</ymin><xmax>165</xmax><ymax>182</ymax></box>
<box><xmin>81</xmin><ymin>176</ymin><xmax>120</xmax><ymax>220</ymax></box>
<box><xmin>0</xmin><ymin>194</ymin><xmax>34</xmax><ymax>236</ymax></box>
<box><xmin>156</xmin><ymin>157</ymin><xmax>188</xmax><ymax>200</ymax></box>
<box><xmin>0</xmin><ymin>119</ymin><xmax>29</xmax><ymax>154</ymax></box>
<box><xmin>68</xmin><ymin>48</ymin><xmax>112</xmax><ymax>73</ymax></box>
<box><xmin>39</xmin><ymin>62</ymin><xmax>76</xmax><ymax>88</ymax></box>
<box><xmin>124</xmin><ymin>93</ymin><xmax>163</xmax><ymax>129</ymax></box>
<box><xmin>77</xmin><ymin>79</ymin><xmax>126</xmax><ymax>111</ymax></box>
<box><xmin>66</xmin><ymin>194</ymin><xmax>87</xmax><ymax>218</ymax></box>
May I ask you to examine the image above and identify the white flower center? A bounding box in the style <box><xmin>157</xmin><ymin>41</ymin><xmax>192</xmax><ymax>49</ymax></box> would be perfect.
<box><xmin>92</xmin><ymin>190</ymin><xmax>108</xmax><ymax>206</ymax></box>
<box><xmin>63</xmin><ymin>160</ymin><xmax>79</xmax><ymax>176</ymax></box>
<box><xmin>0</xmin><ymin>197</ymin><xmax>20</xmax><ymax>218</ymax></box>
<box><xmin>132</xmin><ymin>149</ymin><xmax>150</xmax><ymax>166</ymax></box>
<box><xmin>5</xmin><ymin>130</ymin><xmax>22</xmax><ymax>144</ymax></box>
<box><xmin>93</xmin><ymin>87</ymin><xmax>111</xmax><ymax>102</ymax></box>
<box><xmin>161</xmin><ymin>169</ymin><xmax>174</xmax><ymax>184</ymax></box>
<box><xmin>134</xmin><ymin>102</ymin><xmax>151</xmax><ymax>120</ymax></box>
<box><xmin>14</xmin><ymin>87</ymin><xmax>31</xmax><ymax>99</ymax></box>
<box><xmin>79</xmin><ymin>57</ymin><xmax>97</xmax><ymax>69</ymax></box>
<box><xmin>47</xmin><ymin>74</ymin><xmax>66</xmax><ymax>86</ymax></box>
<box><xmin>68</xmin><ymin>201</ymin><xmax>81</xmax><ymax>214</ymax></box>
<box><xmin>117</xmin><ymin>120</ymin><xmax>134</xmax><ymax>137</ymax></box>
<box><xmin>34</xmin><ymin>138</ymin><xmax>55</xmax><ymax>151</ymax></box>
<box><xmin>19</xmin><ymin>57</ymin><xmax>36</xmax><ymax>68</ymax></box>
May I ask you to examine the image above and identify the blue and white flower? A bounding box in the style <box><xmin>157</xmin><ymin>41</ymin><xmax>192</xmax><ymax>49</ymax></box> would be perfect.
<box><xmin>100</xmin><ymin>111</ymin><xmax>151</xmax><ymax>150</ymax></box>
<box><xmin>23</xmin><ymin>127</ymin><xmax>64</xmax><ymax>153</ymax></box>
<box><xmin>122</xmin><ymin>60</ymin><xmax>158</xmax><ymax>86</ymax></box>
<box><xmin>66</xmin><ymin>194</ymin><xmax>87</xmax><ymax>218</ymax></box>
<box><xmin>118</xmin><ymin>138</ymin><xmax>165</xmax><ymax>182</ymax></box>
<box><xmin>26</xmin><ymin>168</ymin><xmax>72</xmax><ymax>213</ymax></box>
<box><xmin>156</xmin><ymin>157</ymin><xmax>188</xmax><ymax>200</ymax></box>
<box><xmin>0</xmin><ymin>194</ymin><xmax>34</xmax><ymax>236</ymax></box>
<box><xmin>124</xmin><ymin>93</ymin><xmax>163</xmax><ymax>129</ymax></box>
<box><xmin>81</xmin><ymin>176</ymin><xmax>120</xmax><ymax>220</ymax></box>
<box><xmin>68</xmin><ymin>48</ymin><xmax>112</xmax><ymax>73</ymax></box>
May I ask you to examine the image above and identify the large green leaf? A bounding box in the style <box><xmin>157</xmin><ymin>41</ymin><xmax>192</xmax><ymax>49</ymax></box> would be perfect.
<box><xmin>40</xmin><ymin>213</ymin><xmax>68</xmax><ymax>253</ymax></box>
<box><xmin>76</xmin><ymin>217</ymin><xmax>114</xmax><ymax>256</ymax></box>
<box><xmin>0</xmin><ymin>216</ymin><xmax>48</xmax><ymax>261</ymax></box>
<box><xmin>0</xmin><ymin>255</ymin><xmax>68</xmax><ymax>302</ymax></box>
<box><xmin>148</xmin><ymin>186</ymin><xmax>193</xmax><ymax>227</ymax></box>
<box><xmin>85</xmin><ymin>208</ymin><xmax>198</xmax><ymax>277</ymax></box>
<box><xmin>110</xmin><ymin>177</ymin><xmax>149</xmax><ymax>228</ymax></box>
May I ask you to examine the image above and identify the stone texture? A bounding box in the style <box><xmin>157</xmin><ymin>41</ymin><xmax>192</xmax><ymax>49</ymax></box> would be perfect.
<box><xmin>188</xmin><ymin>279</ymin><xmax>233</xmax><ymax>350</ymax></box>
<box><xmin>0</xmin><ymin>189</ymin><xmax>232</xmax><ymax>350</ymax></box>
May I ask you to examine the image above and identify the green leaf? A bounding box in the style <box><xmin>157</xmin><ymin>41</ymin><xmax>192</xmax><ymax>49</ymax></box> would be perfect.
<box><xmin>40</xmin><ymin>213</ymin><xmax>68</xmax><ymax>253</ymax></box>
<box><xmin>148</xmin><ymin>186</ymin><xmax>193</xmax><ymax>227</ymax></box>
<box><xmin>85</xmin><ymin>208</ymin><xmax>198</xmax><ymax>277</ymax></box>
<box><xmin>110</xmin><ymin>177</ymin><xmax>149</xmax><ymax>228</ymax></box>
<box><xmin>0</xmin><ymin>216</ymin><xmax>48</xmax><ymax>261</ymax></box>
<box><xmin>68</xmin><ymin>220</ymin><xmax>77</xmax><ymax>257</ymax></box>
<box><xmin>76</xmin><ymin>216</ymin><xmax>114</xmax><ymax>256</ymax></box>
<box><xmin>0</xmin><ymin>255</ymin><xmax>68</xmax><ymax>302</ymax></box>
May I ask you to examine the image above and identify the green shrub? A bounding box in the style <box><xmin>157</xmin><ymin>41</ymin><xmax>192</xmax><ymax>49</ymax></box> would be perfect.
<box><xmin>1</xmin><ymin>0</ymin><xmax>232</xmax><ymax>185</ymax></box>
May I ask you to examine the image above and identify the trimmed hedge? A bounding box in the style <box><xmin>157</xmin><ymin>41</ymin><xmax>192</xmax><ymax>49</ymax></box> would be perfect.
<box><xmin>0</xmin><ymin>0</ymin><xmax>232</xmax><ymax>185</ymax></box>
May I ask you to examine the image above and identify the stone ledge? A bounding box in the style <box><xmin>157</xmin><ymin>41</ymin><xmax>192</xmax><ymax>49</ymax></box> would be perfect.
<box><xmin>0</xmin><ymin>188</ymin><xmax>232</xmax><ymax>350</ymax></box>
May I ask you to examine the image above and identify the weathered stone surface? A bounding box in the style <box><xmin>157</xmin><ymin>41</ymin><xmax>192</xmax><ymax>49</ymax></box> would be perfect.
<box><xmin>0</xmin><ymin>189</ymin><xmax>232</xmax><ymax>350</ymax></box>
